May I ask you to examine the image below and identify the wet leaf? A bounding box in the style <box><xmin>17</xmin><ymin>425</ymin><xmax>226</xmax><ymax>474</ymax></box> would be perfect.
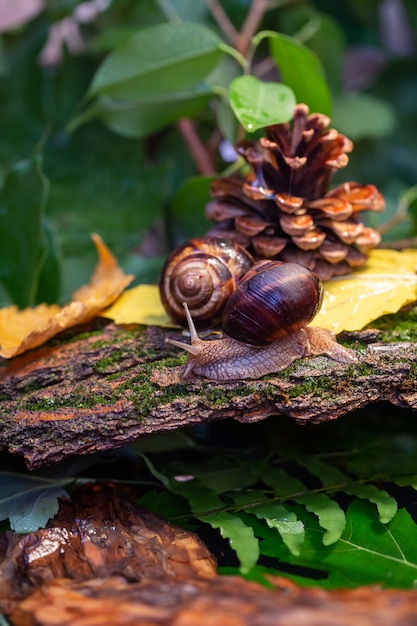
<box><xmin>248</xmin><ymin>502</ymin><xmax>305</xmax><ymax>556</ymax></box>
<box><xmin>229</xmin><ymin>76</ymin><xmax>296</xmax><ymax>132</ymax></box>
<box><xmin>0</xmin><ymin>234</ymin><xmax>133</xmax><ymax>358</ymax></box>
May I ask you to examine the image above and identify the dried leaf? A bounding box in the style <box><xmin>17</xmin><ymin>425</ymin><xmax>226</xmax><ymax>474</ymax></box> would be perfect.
<box><xmin>104</xmin><ymin>249</ymin><xmax>417</xmax><ymax>333</ymax></box>
<box><xmin>0</xmin><ymin>234</ymin><xmax>133</xmax><ymax>359</ymax></box>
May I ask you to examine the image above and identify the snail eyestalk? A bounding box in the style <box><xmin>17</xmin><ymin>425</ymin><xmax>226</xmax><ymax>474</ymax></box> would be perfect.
<box><xmin>165</xmin><ymin>303</ymin><xmax>202</xmax><ymax>357</ymax></box>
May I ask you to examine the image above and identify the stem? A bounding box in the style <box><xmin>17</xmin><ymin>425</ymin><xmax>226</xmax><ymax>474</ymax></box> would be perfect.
<box><xmin>377</xmin><ymin>185</ymin><xmax>417</xmax><ymax>235</ymax></box>
<box><xmin>177</xmin><ymin>118</ymin><xmax>217</xmax><ymax>175</ymax></box>
<box><xmin>235</xmin><ymin>0</ymin><xmax>270</xmax><ymax>56</ymax></box>
<box><xmin>208</xmin><ymin>0</ymin><xmax>270</xmax><ymax>57</ymax></box>
<box><xmin>207</xmin><ymin>0</ymin><xmax>238</xmax><ymax>44</ymax></box>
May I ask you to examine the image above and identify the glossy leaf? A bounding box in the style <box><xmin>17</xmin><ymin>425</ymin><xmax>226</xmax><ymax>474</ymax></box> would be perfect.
<box><xmin>89</xmin><ymin>22</ymin><xmax>224</xmax><ymax>100</ymax></box>
<box><xmin>249</xmin><ymin>502</ymin><xmax>305</xmax><ymax>556</ymax></box>
<box><xmin>229</xmin><ymin>75</ymin><xmax>296</xmax><ymax>132</ymax></box>
<box><xmin>166</xmin><ymin>473</ymin><xmax>260</xmax><ymax>574</ymax></box>
<box><xmin>243</xmin><ymin>460</ymin><xmax>345</xmax><ymax>545</ymax></box>
<box><xmin>260</xmin><ymin>500</ymin><xmax>417</xmax><ymax>588</ymax></box>
<box><xmin>266</xmin><ymin>31</ymin><xmax>332</xmax><ymax>116</ymax></box>
<box><xmin>312</xmin><ymin>501</ymin><xmax>417</xmax><ymax>588</ymax></box>
<box><xmin>0</xmin><ymin>156</ymin><xmax>48</xmax><ymax>308</ymax></box>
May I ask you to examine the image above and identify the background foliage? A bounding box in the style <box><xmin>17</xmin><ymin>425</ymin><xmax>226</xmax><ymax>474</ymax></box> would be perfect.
<box><xmin>1</xmin><ymin>0</ymin><xmax>417</xmax><ymax>307</ymax></box>
<box><xmin>2</xmin><ymin>0</ymin><xmax>417</xmax><ymax>592</ymax></box>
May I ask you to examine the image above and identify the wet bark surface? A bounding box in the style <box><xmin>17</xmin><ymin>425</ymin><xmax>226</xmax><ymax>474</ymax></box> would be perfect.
<box><xmin>0</xmin><ymin>320</ymin><xmax>415</xmax><ymax>469</ymax></box>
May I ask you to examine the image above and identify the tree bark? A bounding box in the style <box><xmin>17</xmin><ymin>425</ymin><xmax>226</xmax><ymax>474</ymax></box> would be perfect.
<box><xmin>0</xmin><ymin>319</ymin><xmax>416</xmax><ymax>469</ymax></box>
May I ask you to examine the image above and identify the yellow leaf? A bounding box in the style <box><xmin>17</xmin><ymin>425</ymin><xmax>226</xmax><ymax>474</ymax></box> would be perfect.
<box><xmin>104</xmin><ymin>249</ymin><xmax>417</xmax><ymax>335</ymax></box>
<box><xmin>103</xmin><ymin>284</ymin><xmax>172</xmax><ymax>327</ymax></box>
<box><xmin>0</xmin><ymin>234</ymin><xmax>134</xmax><ymax>359</ymax></box>
<box><xmin>311</xmin><ymin>248</ymin><xmax>417</xmax><ymax>332</ymax></box>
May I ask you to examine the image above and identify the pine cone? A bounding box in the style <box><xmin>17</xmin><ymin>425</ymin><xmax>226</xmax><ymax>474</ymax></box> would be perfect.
<box><xmin>206</xmin><ymin>104</ymin><xmax>384</xmax><ymax>280</ymax></box>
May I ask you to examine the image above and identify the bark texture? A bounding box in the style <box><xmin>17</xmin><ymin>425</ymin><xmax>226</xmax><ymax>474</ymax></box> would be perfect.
<box><xmin>0</xmin><ymin>320</ymin><xmax>415</xmax><ymax>468</ymax></box>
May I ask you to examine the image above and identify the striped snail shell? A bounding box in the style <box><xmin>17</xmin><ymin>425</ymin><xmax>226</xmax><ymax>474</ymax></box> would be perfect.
<box><xmin>159</xmin><ymin>238</ymin><xmax>254</xmax><ymax>328</ymax></box>
<box><xmin>221</xmin><ymin>260</ymin><xmax>324</xmax><ymax>346</ymax></box>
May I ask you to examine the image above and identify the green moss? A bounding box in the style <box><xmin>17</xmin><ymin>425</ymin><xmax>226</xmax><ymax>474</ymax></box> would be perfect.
<box><xmin>367</xmin><ymin>306</ymin><xmax>417</xmax><ymax>343</ymax></box>
<box><xmin>93</xmin><ymin>349</ymin><xmax>126</xmax><ymax>373</ymax></box>
<box><xmin>18</xmin><ymin>390</ymin><xmax>115</xmax><ymax>412</ymax></box>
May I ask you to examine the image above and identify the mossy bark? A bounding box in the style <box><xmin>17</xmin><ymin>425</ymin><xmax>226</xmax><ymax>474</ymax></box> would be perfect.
<box><xmin>0</xmin><ymin>313</ymin><xmax>416</xmax><ymax>469</ymax></box>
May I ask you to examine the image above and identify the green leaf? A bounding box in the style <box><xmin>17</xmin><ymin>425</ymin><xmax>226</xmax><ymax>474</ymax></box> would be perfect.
<box><xmin>249</xmin><ymin>502</ymin><xmax>305</xmax><ymax>556</ymax></box>
<box><xmin>202</xmin><ymin>511</ymin><xmax>259</xmax><ymax>574</ymax></box>
<box><xmin>242</xmin><ymin>460</ymin><xmax>345</xmax><ymax>545</ymax></box>
<box><xmin>170</xmin><ymin>175</ymin><xmax>216</xmax><ymax>240</ymax></box>
<box><xmin>159</xmin><ymin>470</ymin><xmax>259</xmax><ymax>573</ymax></box>
<box><xmin>70</xmin><ymin>90</ymin><xmax>212</xmax><ymax>138</ymax></box>
<box><xmin>89</xmin><ymin>22</ymin><xmax>224</xmax><ymax>100</ymax></box>
<box><xmin>392</xmin><ymin>474</ymin><xmax>417</xmax><ymax>489</ymax></box>
<box><xmin>265</xmin><ymin>31</ymin><xmax>332</xmax><ymax>116</ymax></box>
<box><xmin>260</xmin><ymin>500</ymin><xmax>417</xmax><ymax>588</ymax></box>
<box><xmin>291</xmin><ymin>452</ymin><xmax>397</xmax><ymax>523</ymax></box>
<box><xmin>35</xmin><ymin>219</ymin><xmax>61</xmax><ymax>305</ymax></box>
<box><xmin>316</xmin><ymin>501</ymin><xmax>417</xmax><ymax>588</ymax></box>
<box><xmin>0</xmin><ymin>156</ymin><xmax>49</xmax><ymax>308</ymax></box>
<box><xmin>229</xmin><ymin>76</ymin><xmax>296</xmax><ymax>132</ymax></box>
<box><xmin>0</xmin><ymin>472</ymin><xmax>72</xmax><ymax>534</ymax></box>
<box><xmin>137</xmin><ymin>489</ymin><xmax>191</xmax><ymax>520</ymax></box>
<box><xmin>331</xmin><ymin>93</ymin><xmax>396</xmax><ymax>140</ymax></box>
<box><xmin>296</xmin><ymin>493</ymin><xmax>345</xmax><ymax>545</ymax></box>
<box><xmin>345</xmin><ymin>483</ymin><xmax>397</xmax><ymax>524</ymax></box>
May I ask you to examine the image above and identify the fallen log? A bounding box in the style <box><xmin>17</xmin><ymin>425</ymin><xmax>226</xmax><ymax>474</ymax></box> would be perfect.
<box><xmin>0</xmin><ymin>317</ymin><xmax>415</xmax><ymax>469</ymax></box>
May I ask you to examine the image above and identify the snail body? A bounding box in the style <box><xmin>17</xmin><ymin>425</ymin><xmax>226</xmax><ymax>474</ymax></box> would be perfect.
<box><xmin>162</xmin><ymin>240</ymin><xmax>357</xmax><ymax>380</ymax></box>
<box><xmin>167</xmin><ymin>302</ymin><xmax>357</xmax><ymax>380</ymax></box>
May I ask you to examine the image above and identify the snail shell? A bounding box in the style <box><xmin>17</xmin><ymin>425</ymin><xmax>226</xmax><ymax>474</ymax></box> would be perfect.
<box><xmin>221</xmin><ymin>260</ymin><xmax>323</xmax><ymax>346</ymax></box>
<box><xmin>159</xmin><ymin>238</ymin><xmax>254</xmax><ymax>328</ymax></box>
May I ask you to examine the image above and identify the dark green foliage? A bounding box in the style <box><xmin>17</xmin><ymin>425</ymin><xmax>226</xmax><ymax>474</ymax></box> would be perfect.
<box><xmin>132</xmin><ymin>407</ymin><xmax>417</xmax><ymax>588</ymax></box>
<box><xmin>0</xmin><ymin>0</ymin><xmax>416</xmax><ymax>305</ymax></box>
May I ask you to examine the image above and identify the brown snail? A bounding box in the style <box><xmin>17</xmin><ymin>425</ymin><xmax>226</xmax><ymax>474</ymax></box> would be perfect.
<box><xmin>159</xmin><ymin>237</ymin><xmax>254</xmax><ymax>328</ymax></box>
<box><xmin>160</xmin><ymin>239</ymin><xmax>357</xmax><ymax>380</ymax></box>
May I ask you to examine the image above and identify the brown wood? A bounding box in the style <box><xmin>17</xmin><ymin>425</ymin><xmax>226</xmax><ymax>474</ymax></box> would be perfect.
<box><xmin>0</xmin><ymin>320</ymin><xmax>416</xmax><ymax>469</ymax></box>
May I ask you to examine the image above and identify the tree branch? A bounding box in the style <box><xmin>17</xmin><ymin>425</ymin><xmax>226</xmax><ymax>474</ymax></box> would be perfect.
<box><xmin>177</xmin><ymin>118</ymin><xmax>216</xmax><ymax>175</ymax></box>
<box><xmin>0</xmin><ymin>319</ymin><xmax>416</xmax><ymax>469</ymax></box>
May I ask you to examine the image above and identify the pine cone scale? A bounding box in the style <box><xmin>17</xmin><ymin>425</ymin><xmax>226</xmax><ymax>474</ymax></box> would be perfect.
<box><xmin>205</xmin><ymin>104</ymin><xmax>384</xmax><ymax>279</ymax></box>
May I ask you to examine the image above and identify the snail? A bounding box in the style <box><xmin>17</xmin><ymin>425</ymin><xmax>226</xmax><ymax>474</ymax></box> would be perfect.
<box><xmin>159</xmin><ymin>237</ymin><xmax>254</xmax><ymax>329</ymax></box>
<box><xmin>160</xmin><ymin>240</ymin><xmax>358</xmax><ymax>380</ymax></box>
